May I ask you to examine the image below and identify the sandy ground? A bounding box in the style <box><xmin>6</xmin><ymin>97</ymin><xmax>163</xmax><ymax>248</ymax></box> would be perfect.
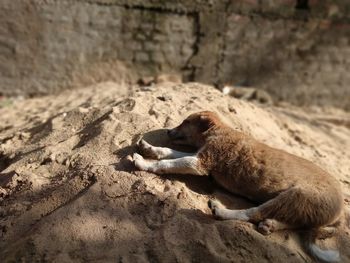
<box><xmin>0</xmin><ymin>82</ymin><xmax>349</xmax><ymax>262</ymax></box>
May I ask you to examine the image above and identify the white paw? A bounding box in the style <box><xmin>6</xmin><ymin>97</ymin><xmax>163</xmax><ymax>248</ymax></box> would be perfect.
<box><xmin>137</xmin><ymin>139</ymin><xmax>150</xmax><ymax>149</ymax></box>
<box><xmin>208</xmin><ymin>199</ymin><xmax>225</xmax><ymax>219</ymax></box>
<box><xmin>133</xmin><ymin>153</ymin><xmax>149</xmax><ymax>171</ymax></box>
<box><xmin>138</xmin><ymin>139</ymin><xmax>160</xmax><ymax>159</ymax></box>
<box><xmin>258</xmin><ymin>219</ymin><xmax>275</xmax><ymax>235</ymax></box>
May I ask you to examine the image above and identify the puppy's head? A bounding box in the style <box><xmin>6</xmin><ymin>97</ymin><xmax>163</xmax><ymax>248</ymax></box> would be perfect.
<box><xmin>167</xmin><ymin>111</ymin><xmax>221</xmax><ymax>147</ymax></box>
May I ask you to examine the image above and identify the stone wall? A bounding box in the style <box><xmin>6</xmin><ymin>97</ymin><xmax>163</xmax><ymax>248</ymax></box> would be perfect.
<box><xmin>0</xmin><ymin>0</ymin><xmax>349</xmax><ymax>108</ymax></box>
<box><xmin>220</xmin><ymin>13</ymin><xmax>350</xmax><ymax>107</ymax></box>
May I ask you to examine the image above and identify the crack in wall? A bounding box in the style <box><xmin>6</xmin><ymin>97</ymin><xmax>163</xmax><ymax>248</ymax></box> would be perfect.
<box><xmin>118</xmin><ymin>4</ymin><xmax>194</xmax><ymax>16</ymax></box>
<box><xmin>295</xmin><ymin>0</ymin><xmax>310</xmax><ymax>11</ymax></box>
<box><xmin>213</xmin><ymin>0</ymin><xmax>231</xmax><ymax>87</ymax></box>
<box><xmin>182</xmin><ymin>12</ymin><xmax>201</xmax><ymax>82</ymax></box>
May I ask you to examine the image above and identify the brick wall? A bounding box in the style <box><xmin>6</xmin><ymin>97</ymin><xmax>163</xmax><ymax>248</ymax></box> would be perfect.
<box><xmin>0</xmin><ymin>0</ymin><xmax>349</xmax><ymax>108</ymax></box>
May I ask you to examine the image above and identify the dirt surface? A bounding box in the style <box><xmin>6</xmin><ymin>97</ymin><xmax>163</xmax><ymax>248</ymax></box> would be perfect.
<box><xmin>0</xmin><ymin>82</ymin><xmax>349</xmax><ymax>262</ymax></box>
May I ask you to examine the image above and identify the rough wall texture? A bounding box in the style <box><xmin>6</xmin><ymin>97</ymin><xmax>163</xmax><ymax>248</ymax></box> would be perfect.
<box><xmin>0</xmin><ymin>0</ymin><xmax>350</xmax><ymax>108</ymax></box>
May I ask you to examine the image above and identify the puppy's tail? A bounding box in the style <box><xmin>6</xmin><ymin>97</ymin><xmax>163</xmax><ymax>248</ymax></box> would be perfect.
<box><xmin>305</xmin><ymin>231</ymin><xmax>340</xmax><ymax>263</ymax></box>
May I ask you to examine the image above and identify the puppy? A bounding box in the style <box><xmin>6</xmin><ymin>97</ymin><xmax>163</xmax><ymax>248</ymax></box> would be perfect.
<box><xmin>133</xmin><ymin>111</ymin><xmax>344</xmax><ymax>262</ymax></box>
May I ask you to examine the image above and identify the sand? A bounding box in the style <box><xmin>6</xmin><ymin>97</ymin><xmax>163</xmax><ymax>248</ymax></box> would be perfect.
<box><xmin>0</xmin><ymin>82</ymin><xmax>349</xmax><ymax>262</ymax></box>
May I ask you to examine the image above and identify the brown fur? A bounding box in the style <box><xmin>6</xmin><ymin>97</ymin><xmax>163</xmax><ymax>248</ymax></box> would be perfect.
<box><xmin>171</xmin><ymin>111</ymin><xmax>344</xmax><ymax>229</ymax></box>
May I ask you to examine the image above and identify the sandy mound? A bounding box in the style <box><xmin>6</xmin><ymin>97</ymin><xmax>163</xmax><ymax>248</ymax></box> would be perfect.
<box><xmin>0</xmin><ymin>82</ymin><xmax>349</xmax><ymax>262</ymax></box>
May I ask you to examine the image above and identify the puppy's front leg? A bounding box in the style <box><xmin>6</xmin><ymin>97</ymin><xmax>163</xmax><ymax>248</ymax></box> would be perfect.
<box><xmin>133</xmin><ymin>153</ymin><xmax>205</xmax><ymax>175</ymax></box>
<box><xmin>138</xmin><ymin>139</ymin><xmax>194</xmax><ymax>160</ymax></box>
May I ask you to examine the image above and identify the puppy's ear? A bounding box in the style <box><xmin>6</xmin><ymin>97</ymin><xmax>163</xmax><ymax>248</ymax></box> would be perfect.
<box><xmin>198</xmin><ymin>115</ymin><xmax>216</xmax><ymax>132</ymax></box>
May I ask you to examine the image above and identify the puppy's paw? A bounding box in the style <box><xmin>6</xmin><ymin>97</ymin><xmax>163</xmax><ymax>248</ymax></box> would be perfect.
<box><xmin>138</xmin><ymin>139</ymin><xmax>160</xmax><ymax>159</ymax></box>
<box><xmin>317</xmin><ymin>226</ymin><xmax>337</xmax><ymax>239</ymax></box>
<box><xmin>137</xmin><ymin>139</ymin><xmax>150</xmax><ymax>150</ymax></box>
<box><xmin>208</xmin><ymin>199</ymin><xmax>224</xmax><ymax>219</ymax></box>
<box><xmin>258</xmin><ymin>219</ymin><xmax>275</xmax><ymax>235</ymax></box>
<box><xmin>133</xmin><ymin>153</ymin><xmax>149</xmax><ymax>171</ymax></box>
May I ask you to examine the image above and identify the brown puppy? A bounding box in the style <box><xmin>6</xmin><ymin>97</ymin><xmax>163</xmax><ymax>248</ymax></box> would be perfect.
<box><xmin>133</xmin><ymin>111</ymin><xmax>344</xmax><ymax>262</ymax></box>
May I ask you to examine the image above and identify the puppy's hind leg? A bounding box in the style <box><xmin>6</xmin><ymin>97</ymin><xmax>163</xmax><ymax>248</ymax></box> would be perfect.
<box><xmin>208</xmin><ymin>199</ymin><xmax>259</xmax><ymax>221</ymax></box>
<box><xmin>138</xmin><ymin>139</ymin><xmax>193</xmax><ymax>160</ymax></box>
<box><xmin>208</xmin><ymin>199</ymin><xmax>292</xmax><ymax>235</ymax></box>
